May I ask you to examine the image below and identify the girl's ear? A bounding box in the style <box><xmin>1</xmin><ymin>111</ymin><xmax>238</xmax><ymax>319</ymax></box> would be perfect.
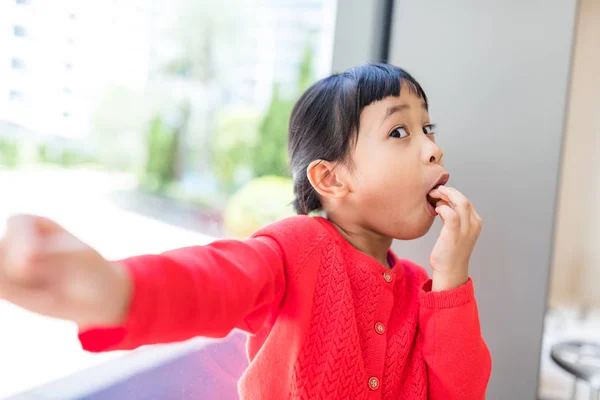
<box><xmin>306</xmin><ymin>160</ymin><xmax>350</xmax><ymax>201</ymax></box>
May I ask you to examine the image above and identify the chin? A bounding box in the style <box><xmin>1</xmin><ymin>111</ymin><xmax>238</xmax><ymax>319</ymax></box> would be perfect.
<box><xmin>390</xmin><ymin>215</ymin><xmax>435</xmax><ymax>240</ymax></box>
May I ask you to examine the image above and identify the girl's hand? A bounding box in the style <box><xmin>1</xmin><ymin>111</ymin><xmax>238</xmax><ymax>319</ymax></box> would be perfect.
<box><xmin>0</xmin><ymin>215</ymin><xmax>131</xmax><ymax>328</ymax></box>
<box><xmin>427</xmin><ymin>186</ymin><xmax>482</xmax><ymax>292</ymax></box>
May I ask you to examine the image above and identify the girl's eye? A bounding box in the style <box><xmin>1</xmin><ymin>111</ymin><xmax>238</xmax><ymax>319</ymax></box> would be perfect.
<box><xmin>390</xmin><ymin>126</ymin><xmax>408</xmax><ymax>139</ymax></box>
<box><xmin>423</xmin><ymin>124</ymin><xmax>436</xmax><ymax>135</ymax></box>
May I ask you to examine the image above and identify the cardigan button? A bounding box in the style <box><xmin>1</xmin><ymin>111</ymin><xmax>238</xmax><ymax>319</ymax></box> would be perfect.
<box><xmin>375</xmin><ymin>322</ymin><xmax>385</xmax><ymax>335</ymax></box>
<box><xmin>368</xmin><ymin>376</ymin><xmax>380</xmax><ymax>390</ymax></box>
<box><xmin>383</xmin><ymin>272</ymin><xmax>392</xmax><ymax>283</ymax></box>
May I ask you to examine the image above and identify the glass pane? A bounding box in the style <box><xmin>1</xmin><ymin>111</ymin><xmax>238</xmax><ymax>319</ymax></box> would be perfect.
<box><xmin>0</xmin><ymin>0</ymin><xmax>337</xmax><ymax>397</ymax></box>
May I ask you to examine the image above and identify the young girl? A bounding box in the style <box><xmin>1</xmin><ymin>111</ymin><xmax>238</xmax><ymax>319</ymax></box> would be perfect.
<box><xmin>0</xmin><ymin>63</ymin><xmax>491</xmax><ymax>399</ymax></box>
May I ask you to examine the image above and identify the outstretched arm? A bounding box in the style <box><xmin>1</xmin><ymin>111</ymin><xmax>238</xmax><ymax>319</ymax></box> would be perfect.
<box><xmin>80</xmin><ymin>236</ymin><xmax>287</xmax><ymax>352</ymax></box>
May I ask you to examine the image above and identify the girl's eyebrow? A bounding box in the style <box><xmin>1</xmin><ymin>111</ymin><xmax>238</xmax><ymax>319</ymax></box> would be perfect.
<box><xmin>381</xmin><ymin>101</ymin><xmax>428</xmax><ymax>125</ymax></box>
<box><xmin>383</xmin><ymin>104</ymin><xmax>410</xmax><ymax>122</ymax></box>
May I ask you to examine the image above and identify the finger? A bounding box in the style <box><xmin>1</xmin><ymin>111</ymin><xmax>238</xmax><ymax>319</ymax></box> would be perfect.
<box><xmin>472</xmin><ymin>207</ymin><xmax>482</xmax><ymax>222</ymax></box>
<box><xmin>0</xmin><ymin>276</ymin><xmax>56</xmax><ymax>314</ymax></box>
<box><xmin>3</xmin><ymin>216</ymin><xmax>41</xmax><ymax>282</ymax></box>
<box><xmin>470</xmin><ymin>208</ymin><xmax>483</xmax><ymax>234</ymax></box>
<box><xmin>429</xmin><ymin>186</ymin><xmax>470</xmax><ymax>209</ymax></box>
<box><xmin>429</xmin><ymin>188</ymin><xmax>452</xmax><ymax>207</ymax></box>
<box><xmin>433</xmin><ymin>186</ymin><xmax>473</xmax><ymax>231</ymax></box>
<box><xmin>4</xmin><ymin>214</ymin><xmax>63</xmax><ymax>243</ymax></box>
<box><xmin>33</xmin><ymin>216</ymin><xmax>65</xmax><ymax>235</ymax></box>
<box><xmin>435</xmin><ymin>199</ymin><xmax>450</xmax><ymax>208</ymax></box>
<box><xmin>1</xmin><ymin>215</ymin><xmax>65</xmax><ymax>285</ymax></box>
<box><xmin>39</xmin><ymin>232</ymin><xmax>84</xmax><ymax>258</ymax></box>
<box><xmin>435</xmin><ymin>204</ymin><xmax>460</xmax><ymax>232</ymax></box>
<box><xmin>4</xmin><ymin>233</ymin><xmax>84</xmax><ymax>289</ymax></box>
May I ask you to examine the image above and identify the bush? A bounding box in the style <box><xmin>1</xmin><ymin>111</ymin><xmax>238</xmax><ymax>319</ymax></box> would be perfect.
<box><xmin>140</xmin><ymin>114</ymin><xmax>177</xmax><ymax>191</ymax></box>
<box><xmin>210</xmin><ymin>105</ymin><xmax>262</xmax><ymax>193</ymax></box>
<box><xmin>250</xmin><ymin>86</ymin><xmax>294</xmax><ymax>178</ymax></box>
<box><xmin>37</xmin><ymin>143</ymin><xmax>97</xmax><ymax>167</ymax></box>
<box><xmin>223</xmin><ymin>175</ymin><xmax>295</xmax><ymax>238</ymax></box>
<box><xmin>0</xmin><ymin>138</ymin><xmax>20</xmax><ymax>168</ymax></box>
<box><xmin>247</xmin><ymin>42</ymin><xmax>315</xmax><ymax>178</ymax></box>
<box><xmin>209</xmin><ymin>42</ymin><xmax>316</xmax><ymax>191</ymax></box>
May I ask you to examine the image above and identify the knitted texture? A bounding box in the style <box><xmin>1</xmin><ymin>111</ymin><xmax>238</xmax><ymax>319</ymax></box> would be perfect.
<box><xmin>286</xmin><ymin>227</ymin><xmax>430</xmax><ymax>399</ymax></box>
<box><xmin>79</xmin><ymin>216</ymin><xmax>491</xmax><ymax>400</ymax></box>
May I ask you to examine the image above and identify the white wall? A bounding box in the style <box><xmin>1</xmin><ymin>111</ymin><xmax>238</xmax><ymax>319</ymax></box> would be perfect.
<box><xmin>386</xmin><ymin>2</ymin><xmax>578</xmax><ymax>399</ymax></box>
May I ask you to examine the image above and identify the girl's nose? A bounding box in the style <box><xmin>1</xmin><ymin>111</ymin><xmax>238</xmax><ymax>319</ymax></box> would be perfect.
<box><xmin>425</xmin><ymin>140</ymin><xmax>443</xmax><ymax>164</ymax></box>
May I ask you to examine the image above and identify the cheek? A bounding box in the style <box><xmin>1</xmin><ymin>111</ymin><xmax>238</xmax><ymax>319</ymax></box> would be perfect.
<box><xmin>356</xmin><ymin>158</ymin><xmax>423</xmax><ymax>205</ymax></box>
<box><xmin>381</xmin><ymin>156</ymin><xmax>423</xmax><ymax>193</ymax></box>
<box><xmin>351</xmin><ymin>142</ymin><xmax>424</xmax><ymax>204</ymax></box>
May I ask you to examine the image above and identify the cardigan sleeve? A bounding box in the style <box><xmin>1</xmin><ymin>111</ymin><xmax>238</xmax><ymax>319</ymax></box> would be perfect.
<box><xmin>79</xmin><ymin>236</ymin><xmax>286</xmax><ymax>352</ymax></box>
<box><xmin>416</xmin><ymin>267</ymin><xmax>492</xmax><ymax>399</ymax></box>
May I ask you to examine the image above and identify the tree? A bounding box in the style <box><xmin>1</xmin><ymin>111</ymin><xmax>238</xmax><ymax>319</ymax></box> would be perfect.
<box><xmin>298</xmin><ymin>42</ymin><xmax>316</xmax><ymax>93</ymax></box>
<box><xmin>211</xmin><ymin>105</ymin><xmax>262</xmax><ymax>193</ymax></box>
<box><xmin>249</xmin><ymin>42</ymin><xmax>317</xmax><ymax>178</ymax></box>
<box><xmin>140</xmin><ymin>99</ymin><xmax>191</xmax><ymax>192</ymax></box>
<box><xmin>164</xmin><ymin>0</ymin><xmax>253</xmax><ymax>84</ymax></box>
<box><xmin>250</xmin><ymin>85</ymin><xmax>294</xmax><ymax>178</ymax></box>
<box><xmin>152</xmin><ymin>0</ymin><xmax>255</xmax><ymax>192</ymax></box>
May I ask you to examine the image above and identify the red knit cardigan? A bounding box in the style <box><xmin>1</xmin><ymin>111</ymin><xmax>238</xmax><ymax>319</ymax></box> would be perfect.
<box><xmin>80</xmin><ymin>216</ymin><xmax>491</xmax><ymax>399</ymax></box>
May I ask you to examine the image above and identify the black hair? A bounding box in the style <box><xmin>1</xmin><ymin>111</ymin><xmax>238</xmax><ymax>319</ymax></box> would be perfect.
<box><xmin>288</xmin><ymin>63</ymin><xmax>428</xmax><ymax>215</ymax></box>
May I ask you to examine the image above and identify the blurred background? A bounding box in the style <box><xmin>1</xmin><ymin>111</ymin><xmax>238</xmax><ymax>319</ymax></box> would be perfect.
<box><xmin>0</xmin><ymin>0</ymin><xmax>598</xmax><ymax>399</ymax></box>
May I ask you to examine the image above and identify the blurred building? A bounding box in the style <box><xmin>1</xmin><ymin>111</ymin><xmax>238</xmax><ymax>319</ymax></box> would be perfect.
<box><xmin>229</xmin><ymin>0</ymin><xmax>336</xmax><ymax>108</ymax></box>
<box><xmin>0</xmin><ymin>0</ymin><xmax>335</xmax><ymax>140</ymax></box>
<box><xmin>0</xmin><ymin>0</ymin><xmax>158</xmax><ymax>140</ymax></box>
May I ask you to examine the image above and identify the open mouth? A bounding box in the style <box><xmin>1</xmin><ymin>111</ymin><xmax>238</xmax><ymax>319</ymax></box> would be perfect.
<box><xmin>426</xmin><ymin>186</ymin><xmax>442</xmax><ymax>207</ymax></box>
<box><xmin>426</xmin><ymin>173</ymin><xmax>449</xmax><ymax>209</ymax></box>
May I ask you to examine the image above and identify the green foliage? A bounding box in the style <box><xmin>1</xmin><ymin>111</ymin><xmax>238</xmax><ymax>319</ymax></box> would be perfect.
<box><xmin>163</xmin><ymin>58</ymin><xmax>193</xmax><ymax>77</ymax></box>
<box><xmin>37</xmin><ymin>143</ymin><xmax>97</xmax><ymax>167</ymax></box>
<box><xmin>223</xmin><ymin>175</ymin><xmax>295</xmax><ymax>238</ymax></box>
<box><xmin>37</xmin><ymin>143</ymin><xmax>50</xmax><ymax>163</ymax></box>
<box><xmin>298</xmin><ymin>42</ymin><xmax>316</xmax><ymax>93</ymax></box>
<box><xmin>219</xmin><ymin>42</ymin><xmax>317</xmax><ymax>234</ymax></box>
<box><xmin>140</xmin><ymin>114</ymin><xmax>176</xmax><ymax>191</ymax></box>
<box><xmin>248</xmin><ymin>42</ymin><xmax>316</xmax><ymax>179</ymax></box>
<box><xmin>211</xmin><ymin>105</ymin><xmax>262</xmax><ymax>193</ymax></box>
<box><xmin>250</xmin><ymin>85</ymin><xmax>295</xmax><ymax>178</ymax></box>
<box><xmin>209</xmin><ymin>40</ymin><xmax>317</xmax><ymax>193</ymax></box>
<box><xmin>0</xmin><ymin>137</ymin><xmax>19</xmax><ymax>168</ymax></box>
<box><xmin>139</xmin><ymin>100</ymin><xmax>189</xmax><ymax>192</ymax></box>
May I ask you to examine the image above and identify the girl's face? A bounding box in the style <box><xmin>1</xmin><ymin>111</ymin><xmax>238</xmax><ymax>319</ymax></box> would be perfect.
<box><xmin>343</xmin><ymin>88</ymin><xmax>448</xmax><ymax>240</ymax></box>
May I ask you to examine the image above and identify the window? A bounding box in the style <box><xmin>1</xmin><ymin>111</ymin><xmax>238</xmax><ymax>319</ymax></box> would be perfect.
<box><xmin>0</xmin><ymin>0</ymin><xmax>337</xmax><ymax>398</ymax></box>
<box><xmin>10</xmin><ymin>58</ymin><xmax>25</xmax><ymax>69</ymax></box>
<box><xmin>8</xmin><ymin>90</ymin><xmax>24</xmax><ymax>101</ymax></box>
<box><xmin>13</xmin><ymin>25</ymin><xmax>26</xmax><ymax>38</ymax></box>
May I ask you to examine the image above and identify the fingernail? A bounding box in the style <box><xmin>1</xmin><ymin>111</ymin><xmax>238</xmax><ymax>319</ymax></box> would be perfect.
<box><xmin>438</xmin><ymin>185</ymin><xmax>446</xmax><ymax>190</ymax></box>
